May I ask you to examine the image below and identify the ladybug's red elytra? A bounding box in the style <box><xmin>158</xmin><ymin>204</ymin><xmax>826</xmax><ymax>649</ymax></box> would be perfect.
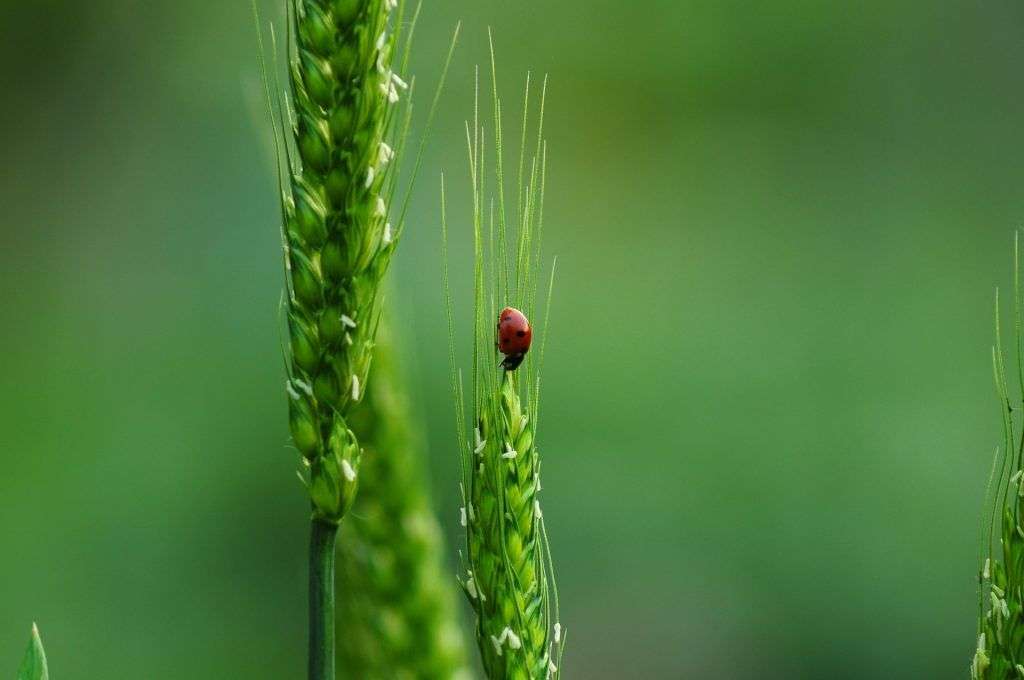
<box><xmin>496</xmin><ymin>307</ymin><xmax>532</xmax><ymax>371</ymax></box>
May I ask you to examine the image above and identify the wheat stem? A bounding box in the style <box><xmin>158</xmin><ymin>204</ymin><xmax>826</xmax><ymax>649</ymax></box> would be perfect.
<box><xmin>309</xmin><ymin>519</ymin><xmax>339</xmax><ymax>680</ymax></box>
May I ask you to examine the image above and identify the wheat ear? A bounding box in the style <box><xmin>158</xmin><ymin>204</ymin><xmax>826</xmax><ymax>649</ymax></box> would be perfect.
<box><xmin>336</xmin><ymin>331</ymin><xmax>472</xmax><ymax>679</ymax></box>
<box><xmin>280</xmin><ymin>0</ymin><xmax>409</xmax><ymax>526</ymax></box>
<box><xmin>974</xmin><ymin>233</ymin><xmax>1024</xmax><ymax>679</ymax></box>
<box><xmin>259</xmin><ymin>1</ymin><xmax>414</xmax><ymax>677</ymax></box>
<box><xmin>444</xmin><ymin>35</ymin><xmax>564</xmax><ymax>680</ymax></box>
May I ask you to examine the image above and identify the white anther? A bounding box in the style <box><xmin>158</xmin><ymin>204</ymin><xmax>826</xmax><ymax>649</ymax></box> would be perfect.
<box><xmin>491</xmin><ymin>627</ymin><xmax>520</xmax><ymax>654</ymax></box>
<box><xmin>380</xmin><ymin>80</ymin><xmax>400</xmax><ymax>104</ymax></box>
<box><xmin>379</xmin><ymin>142</ymin><xmax>394</xmax><ymax>165</ymax></box>
<box><xmin>474</xmin><ymin>428</ymin><xmax>486</xmax><ymax>454</ymax></box>
<box><xmin>383</xmin><ymin>222</ymin><xmax>392</xmax><ymax>245</ymax></box>
<box><xmin>502</xmin><ymin>443</ymin><xmax>518</xmax><ymax>459</ymax></box>
<box><xmin>465</xmin><ymin>577</ymin><xmax>477</xmax><ymax>599</ymax></box>
<box><xmin>351</xmin><ymin>375</ymin><xmax>360</xmax><ymax>400</ymax></box>
<box><xmin>547</xmin><ymin>659</ymin><xmax>558</xmax><ymax>675</ymax></box>
<box><xmin>376</xmin><ymin>31</ymin><xmax>387</xmax><ymax>51</ymax></box>
<box><xmin>376</xmin><ymin>196</ymin><xmax>387</xmax><ymax>216</ymax></box>
<box><xmin>365</xmin><ymin>165</ymin><xmax>375</xmax><ymax>188</ymax></box>
<box><xmin>341</xmin><ymin>459</ymin><xmax>356</xmax><ymax>482</ymax></box>
<box><xmin>459</xmin><ymin>506</ymin><xmax>467</xmax><ymax>527</ymax></box>
<box><xmin>502</xmin><ymin>627</ymin><xmax>522</xmax><ymax>650</ymax></box>
<box><xmin>984</xmin><ymin>558</ymin><xmax>991</xmax><ymax>580</ymax></box>
<box><xmin>534</xmin><ymin>500</ymin><xmax>543</xmax><ymax>519</ymax></box>
<box><xmin>340</xmin><ymin>314</ymin><xmax>357</xmax><ymax>328</ymax></box>
<box><xmin>991</xmin><ymin>591</ymin><xmax>1007</xmax><ymax>618</ymax></box>
<box><xmin>554</xmin><ymin>622</ymin><xmax>562</xmax><ymax>643</ymax></box>
<box><xmin>286</xmin><ymin>381</ymin><xmax>301</xmax><ymax>400</ymax></box>
<box><xmin>391</xmin><ymin>72</ymin><xmax>408</xmax><ymax>90</ymax></box>
<box><xmin>344</xmin><ymin>332</ymin><xmax>353</xmax><ymax>346</ymax></box>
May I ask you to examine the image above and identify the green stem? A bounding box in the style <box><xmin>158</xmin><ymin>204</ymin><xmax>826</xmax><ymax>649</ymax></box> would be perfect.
<box><xmin>309</xmin><ymin>518</ymin><xmax>338</xmax><ymax>680</ymax></box>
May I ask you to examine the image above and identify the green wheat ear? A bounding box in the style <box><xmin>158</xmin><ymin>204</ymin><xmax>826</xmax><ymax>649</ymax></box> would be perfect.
<box><xmin>443</xmin><ymin>33</ymin><xmax>564</xmax><ymax>680</ymax></box>
<box><xmin>255</xmin><ymin>0</ymin><xmax>456</xmax><ymax>536</ymax></box>
<box><xmin>974</xmin><ymin>232</ymin><xmax>1024</xmax><ymax>679</ymax></box>
<box><xmin>254</xmin><ymin>1</ymin><xmax>456</xmax><ymax>677</ymax></box>
<box><xmin>272</xmin><ymin>0</ymin><xmax>412</xmax><ymax>526</ymax></box>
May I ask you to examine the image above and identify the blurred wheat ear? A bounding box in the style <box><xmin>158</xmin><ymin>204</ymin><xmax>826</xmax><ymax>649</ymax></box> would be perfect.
<box><xmin>254</xmin><ymin>0</ymin><xmax>455</xmax><ymax>677</ymax></box>
<box><xmin>443</xmin><ymin>32</ymin><xmax>564</xmax><ymax>680</ymax></box>
<box><xmin>336</xmin><ymin>331</ymin><xmax>472</xmax><ymax>679</ymax></box>
<box><xmin>973</xmin><ymin>233</ymin><xmax>1024</xmax><ymax>679</ymax></box>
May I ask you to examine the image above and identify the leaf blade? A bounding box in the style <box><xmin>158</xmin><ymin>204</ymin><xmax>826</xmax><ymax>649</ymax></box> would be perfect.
<box><xmin>16</xmin><ymin>624</ymin><xmax>49</xmax><ymax>680</ymax></box>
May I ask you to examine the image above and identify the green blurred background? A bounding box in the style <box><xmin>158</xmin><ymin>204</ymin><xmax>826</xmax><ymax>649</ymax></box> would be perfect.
<box><xmin>2</xmin><ymin>1</ymin><xmax>1023</xmax><ymax>677</ymax></box>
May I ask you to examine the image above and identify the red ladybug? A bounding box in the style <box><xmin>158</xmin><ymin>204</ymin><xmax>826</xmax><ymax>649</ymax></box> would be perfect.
<box><xmin>496</xmin><ymin>307</ymin><xmax>532</xmax><ymax>371</ymax></box>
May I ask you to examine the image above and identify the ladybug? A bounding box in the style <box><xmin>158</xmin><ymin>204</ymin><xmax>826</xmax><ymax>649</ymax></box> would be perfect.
<box><xmin>496</xmin><ymin>307</ymin><xmax>533</xmax><ymax>371</ymax></box>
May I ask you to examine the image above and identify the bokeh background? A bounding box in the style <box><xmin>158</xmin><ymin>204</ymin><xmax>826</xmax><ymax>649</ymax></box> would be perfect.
<box><xmin>3</xmin><ymin>1</ymin><xmax>1024</xmax><ymax>677</ymax></box>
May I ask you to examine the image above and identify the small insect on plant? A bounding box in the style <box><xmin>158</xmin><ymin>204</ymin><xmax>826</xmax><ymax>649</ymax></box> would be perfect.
<box><xmin>443</xmin><ymin>33</ymin><xmax>565</xmax><ymax>680</ymax></box>
<box><xmin>497</xmin><ymin>307</ymin><xmax>533</xmax><ymax>370</ymax></box>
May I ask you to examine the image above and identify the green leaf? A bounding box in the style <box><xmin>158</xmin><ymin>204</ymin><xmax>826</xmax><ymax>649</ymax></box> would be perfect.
<box><xmin>16</xmin><ymin>624</ymin><xmax>49</xmax><ymax>680</ymax></box>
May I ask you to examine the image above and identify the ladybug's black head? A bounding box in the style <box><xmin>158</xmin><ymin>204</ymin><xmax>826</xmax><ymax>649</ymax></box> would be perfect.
<box><xmin>500</xmin><ymin>352</ymin><xmax>526</xmax><ymax>371</ymax></box>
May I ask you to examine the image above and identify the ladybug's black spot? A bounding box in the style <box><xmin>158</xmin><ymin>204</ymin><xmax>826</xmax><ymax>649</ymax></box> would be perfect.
<box><xmin>516</xmin><ymin>330</ymin><xmax>526</xmax><ymax>337</ymax></box>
